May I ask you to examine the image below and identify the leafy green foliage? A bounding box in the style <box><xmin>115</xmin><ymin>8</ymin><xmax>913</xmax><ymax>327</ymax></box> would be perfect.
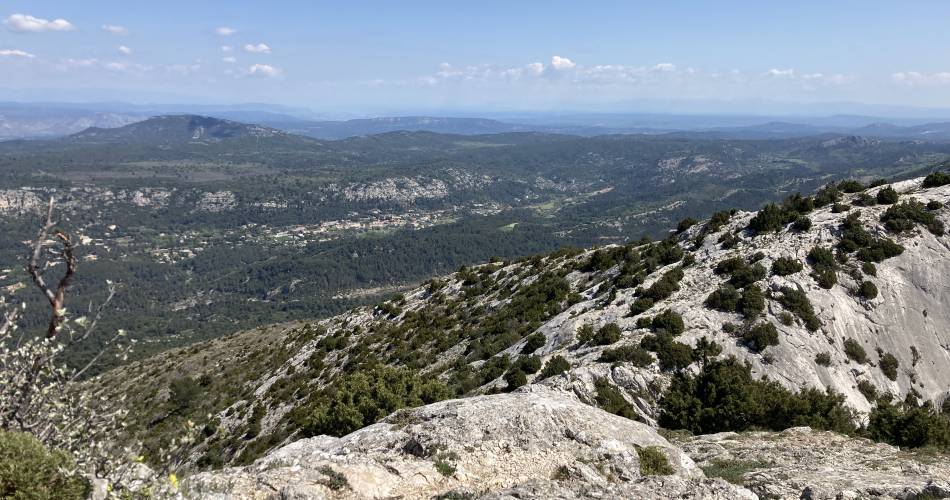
<box><xmin>807</xmin><ymin>246</ymin><xmax>838</xmax><ymax>289</ymax></box>
<box><xmin>294</xmin><ymin>366</ymin><xmax>451</xmax><ymax>438</ymax></box>
<box><xmin>843</xmin><ymin>338</ymin><xmax>868</xmax><ymax>364</ymax></box>
<box><xmin>521</xmin><ymin>333</ymin><xmax>546</xmax><ymax>354</ymax></box>
<box><xmin>658</xmin><ymin>357</ymin><xmax>855</xmax><ymax>435</ymax></box>
<box><xmin>881</xmin><ymin>200</ymin><xmax>946</xmax><ymax>236</ymax></box>
<box><xmin>878</xmin><ymin>350</ymin><xmax>899</xmax><ymax>381</ymax></box>
<box><xmin>777</xmin><ymin>287</ymin><xmax>821</xmax><ymax>331</ymax></box>
<box><xmin>922</xmin><ymin>171</ymin><xmax>950</xmax><ymax>188</ymax></box>
<box><xmin>650</xmin><ymin>310</ymin><xmax>685</xmax><ymax>335</ymax></box>
<box><xmin>876</xmin><ymin>186</ymin><xmax>899</xmax><ymax>204</ymax></box>
<box><xmin>641</xmin><ymin>333</ymin><xmax>695</xmax><ymax>372</ymax></box>
<box><xmin>747</xmin><ymin>193</ymin><xmax>814</xmax><ymax>234</ymax></box>
<box><xmin>0</xmin><ymin>431</ymin><xmax>88</xmax><ymax>500</ymax></box>
<box><xmin>580</xmin><ymin>322</ymin><xmax>622</xmax><ymax>346</ymax></box>
<box><xmin>741</xmin><ymin>322</ymin><xmax>780</xmax><ymax>353</ymax></box>
<box><xmin>771</xmin><ymin>257</ymin><xmax>803</xmax><ymax>276</ymax></box>
<box><xmin>857</xmin><ymin>281</ymin><xmax>878</xmax><ymax>300</ymax></box>
<box><xmin>867</xmin><ymin>401</ymin><xmax>950</xmax><ymax>450</ymax></box>
<box><xmin>676</xmin><ymin>217</ymin><xmax>699</xmax><ymax>233</ymax></box>
<box><xmin>815</xmin><ymin>352</ymin><xmax>832</xmax><ymax>366</ymax></box>
<box><xmin>857</xmin><ymin>380</ymin><xmax>877</xmax><ymax>401</ymax></box>
<box><xmin>637</xmin><ymin>447</ymin><xmax>674</xmax><ymax>476</ymax></box>
<box><xmin>538</xmin><ymin>355</ymin><xmax>570</xmax><ymax>379</ymax></box>
<box><xmin>593</xmin><ymin>377</ymin><xmax>639</xmax><ymax>420</ymax></box>
<box><xmin>599</xmin><ymin>344</ymin><xmax>654</xmax><ymax>367</ymax></box>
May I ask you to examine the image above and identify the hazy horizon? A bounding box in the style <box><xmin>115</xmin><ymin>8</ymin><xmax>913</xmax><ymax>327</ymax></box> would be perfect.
<box><xmin>4</xmin><ymin>1</ymin><xmax>950</xmax><ymax>115</ymax></box>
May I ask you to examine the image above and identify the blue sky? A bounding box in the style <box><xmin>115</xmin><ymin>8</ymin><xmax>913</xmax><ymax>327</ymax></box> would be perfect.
<box><xmin>2</xmin><ymin>1</ymin><xmax>950</xmax><ymax>115</ymax></box>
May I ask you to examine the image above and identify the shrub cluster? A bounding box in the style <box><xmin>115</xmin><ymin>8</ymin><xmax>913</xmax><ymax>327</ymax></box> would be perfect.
<box><xmin>658</xmin><ymin>357</ymin><xmax>855</xmax><ymax>435</ymax></box>
<box><xmin>807</xmin><ymin>246</ymin><xmax>838</xmax><ymax>289</ymax></box>
<box><xmin>578</xmin><ymin>322</ymin><xmax>622</xmax><ymax>346</ymax></box>
<box><xmin>843</xmin><ymin>338</ymin><xmax>868</xmax><ymax>364</ymax></box>
<box><xmin>630</xmin><ymin>266</ymin><xmax>685</xmax><ymax>315</ymax></box>
<box><xmin>867</xmin><ymin>401</ymin><xmax>950</xmax><ymax>450</ymax></box>
<box><xmin>293</xmin><ymin>366</ymin><xmax>451</xmax><ymax>438</ymax></box>
<box><xmin>881</xmin><ymin>200</ymin><xmax>945</xmax><ymax>236</ymax></box>
<box><xmin>599</xmin><ymin>344</ymin><xmax>653</xmax><ymax>366</ymax></box>
<box><xmin>922</xmin><ymin>171</ymin><xmax>950</xmax><ymax>188</ymax></box>
<box><xmin>776</xmin><ymin>286</ymin><xmax>821</xmax><ymax>331</ymax></box>
<box><xmin>539</xmin><ymin>355</ymin><xmax>570</xmax><ymax>379</ymax></box>
<box><xmin>740</xmin><ymin>321</ymin><xmax>780</xmax><ymax>353</ymax></box>
<box><xmin>594</xmin><ymin>377</ymin><xmax>639</xmax><ymax>420</ymax></box>
<box><xmin>747</xmin><ymin>193</ymin><xmax>815</xmax><ymax>234</ymax></box>
<box><xmin>771</xmin><ymin>256</ymin><xmax>803</xmax><ymax>276</ymax></box>
<box><xmin>837</xmin><ymin>211</ymin><xmax>904</xmax><ymax>263</ymax></box>
<box><xmin>0</xmin><ymin>431</ymin><xmax>88</xmax><ymax>499</ymax></box>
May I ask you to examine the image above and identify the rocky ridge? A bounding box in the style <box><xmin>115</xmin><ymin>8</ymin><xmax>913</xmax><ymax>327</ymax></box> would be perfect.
<box><xmin>98</xmin><ymin>176</ymin><xmax>950</xmax><ymax>498</ymax></box>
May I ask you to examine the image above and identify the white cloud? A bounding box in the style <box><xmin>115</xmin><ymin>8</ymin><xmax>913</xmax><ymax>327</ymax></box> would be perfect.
<box><xmin>892</xmin><ymin>71</ymin><xmax>950</xmax><ymax>86</ymax></box>
<box><xmin>0</xmin><ymin>49</ymin><xmax>35</xmax><ymax>58</ymax></box>
<box><xmin>526</xmin><ymin>62</ymin><xmax>545</xmax><ymax>76</ymax></box>
<box><xmin>766</xmin><ymin>68</ymin><xmax>795</xmax><ymax>77</ymax></box>
<box><xmin>101</xmin><ymin>24</ymin><xmax>128</xmax><ymax>35</ymax></box>
<box><xmin>62</xmin><ymin>58</ymin><xmax>99</xmax><ymax>68</ymax></box>
<box><xmin>551</xmin><ymin>55</ymin><xmax>576</xmax><ymax>70</ymax></box>
<box><xmin>221</xmin><ymin>45</ymin><xmax>233</xmax><ymax>52</ymax></box>
<box><xmin>118</xmin><ymin>45</ymin><xmax>132</xmax><ymax>55</ymax></box>
<box><xmin>247</xmin><ymin>63</ymin><xmax>281</xmax><ymax>77</ymax></box>
<box><xmin>244</xmin><ymin>43</ymin><xmax>272</xmax><ymax>54</ymax></box>
<box><xmin>5</xmin><ymin>13</ymin><xmax>75</xmax><ymax>33</ymax></box>
<box><xmin>105</xmin><ymin>62</ymin><xmax>127</xmax><ymax>72</ymax></box>
<box><xmin>215</xmin><ymin>26</ymin><xmax>237</xmax><ymax>36</ymax></box>
<box><xmin>222</xmin><ymin>56</ymin><xmax>237</xmax><ymax>63</ymax></box>
<box><xmin>652</xmin><ymin>62</ymin><xmax>676</xmax><ymax>72</ymax></box>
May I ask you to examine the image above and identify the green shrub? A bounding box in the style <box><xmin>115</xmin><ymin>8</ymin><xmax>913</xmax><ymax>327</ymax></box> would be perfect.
<box><xmin>641</xmin><ymin>334</ymin><xmax>695</xmax><ymax>372</ymax></box>
<box><xmin>637</xmin><ymin>446</ymin><xmax>674</xmax><ymax>476</ymax></box>
<box><xmin>837</xmin><ymin>179</ymin><xmax>865</xmax><ymax>193</ymax></box>
<box><xmin>867</xmin><ymin>401</ymin><xmax>950</xmax><ymax>450</ymax></box>
<box><xmin>881</xmin><ymin>201</ymin><xmax>945</xmax><ymax>236</ymax></box>
<box><xmin>594</xmin><ymin>377</ymin><xmax>639</xmax><ymax>420</ymax></box>
<box><xmin>777</xmin><ymin>287</ymin><xmax>821</xmax><ymax>331</ymax></box>
<box><xmin>294</xmin><ymin>366</ymin><xmax>451</xmax><ymax>437</ymax></box>
<box><xmin>599</xmin><ymin>345</ymin><xmax>653</xmax><ymax>366</ymax></box>
<box><xmin>928</xmin><ymin>200</ymin><xmax>944</xmax><ymax>210</ymax></box>
<box><xmin>0</xmin><ymin>431</ymin><xmax>88</xmax><ymax>500</ymax></box>
<box><xmin>857</xmin><ymin>380</ymin><xmax>877</xmax><ymax>401</ymax></box>
<box><xmin>701</xmin><ymin>459</ymin><xmax>767</xmax><ymax>485</ymax></box>
<box><xmin>677</xmin><ymin>217</ymin><xmax>699</xmax><ymax>233</ymax></box>
<box><xmin>776</xmin><ymin>312</ymin><xmax>793</xmax><ymax>326</ymax></box>
<box><xmin>692</xmin><ymin>336</ymin><xmax>723</xmax><ymax>363</ymax></box>
<box><xmin>651</xmin><ymin>309</ymin><xmax>685</xmax><ymax>335</ymax></box>
<box><xmin>922</xmin><ymin>171</ymin><xmax>950</xmax><ymax>188</ymax></box>
<box><xmin>857</xmin><ymin>281</ymin><xmax>878</xmax><ymax>300</ymax></box>
<box><xmin>658</xmin><ymin>357</ymin><xmax>855</xmax><ymax>435</ymax></box>
<box><xmin>815</xmin><ymin>183</ymin><xmax>842</xmax><ymax>207</ymax></box>
<box><xmin>629</xmin><ymin>297</ymin><xmax>654</xmax><ymax>315</ymax></box>
<box><xmin>807</xmin><ymin>246</ymin><xmax>837</xmax><ymax>270</ymax></box>
<box><xmin>853</xmin><ymin>192</ymin><xmax>876</xmax><ymax>207</ymax></box>
<box><xmin>843</xmin><ymin>338</ymin><xmax>868</xmax><ymax>364</ymax></box>
<box><xmin>168</xmin><ymin>376</ymin><xmax>202</xmax><ymax>413</ymax></box>
<box><xmin>815</xmin><ymin>352</ymin><xmax>832</xmax><ymax>366</ymax></box>
<box><xmin>739</xmin><ymin>285</ymin><xmax>766</xmax><ymax>318</ymax></box>
<box><xmin>521</xmin><ymin>333</ymin><xmax>546</xmax><ymax>354</ymax></box>
<box><xmin>813</xmin><ymin>268</ymin><xmax>838</xmax><ymax>289</ymax></box>
<box><xmin>861</xmin><ymin>262</ymin><xmax>877</xmax><ymax>276</ymax></box>
<box><xmin>504</xmin><ymin>368</ymin><xmax>527</xmax><ymax>391</ymax></box>
<box><xmin>539</xmin><ymin>355</ymin><xmax>570</xmax><ymax>379</ymax></box>
<box><xmin>742</xmin><ymin>322</ymin><xmax>779</xmax><ymax>353</ymax></box>
<box><xmin>879</xmin><ymin>351</ymin><xmax>899</xmax><ymax>381</ymax></box>
<box><xmin>588</xmin><ymin>323</ymin><xmax>622</xmax><ymax>346</ymax></box>
<box><xmin>771</xmin><ymin>257</ymin><xmax>803</xmax><ymax>276</ymax></box>
<box><xmin>831</xmin><ymin>202</ymin><xmax>850</xmax><ymax>213</ymax></box>
<box><xmin>705</xmin><ymin>285</ymin><xmax>741</xmax><ymax>313</ymax></box>
<box><xmin>792</xmin><ymin>216</ymin><xmax>813</xmax><ymax>232</ymax></box>
<box><xmin>876</xmin><ymin>186</ymin><xmax>899</xmax><ymax>204</ymax></box>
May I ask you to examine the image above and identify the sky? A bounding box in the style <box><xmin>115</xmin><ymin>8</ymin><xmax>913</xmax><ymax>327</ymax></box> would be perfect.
<box><xmin>3</xmin><ymin>1</ymin><xmax>950</xmax><ymax>116</ymax></box>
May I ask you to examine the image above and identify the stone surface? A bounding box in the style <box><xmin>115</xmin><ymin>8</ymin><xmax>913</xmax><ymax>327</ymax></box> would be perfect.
<box><xmin>186</xmin><ymin>389</ymin><xmax>753</xmax><ymax>499</ymax></box>
<box><xmin>680</xmin><ymin>426</ymin><xmax>950</xmax><ymax>500</ymax></box>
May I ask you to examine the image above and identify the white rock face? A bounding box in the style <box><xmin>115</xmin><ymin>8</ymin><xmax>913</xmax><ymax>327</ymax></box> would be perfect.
<box><xmin>516</xmin><ymin>178</ymin><xmax>950</xmax><ymax>417</ymax></box>
<box><xmin>187</xmin><ymin>389</ymin><xmax>753</xmax><ymax>499</ymax></box>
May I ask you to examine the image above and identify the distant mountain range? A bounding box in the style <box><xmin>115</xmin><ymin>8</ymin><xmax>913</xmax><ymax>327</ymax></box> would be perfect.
<box><xmin>7</xmin><ymin>100</ymin><xmax>950</xmax><ymax>143</ymax></box>
<box><xmin>67</xmin><ymin>115</ymin><xmax>300</xmax><ymax>145</ymax></box>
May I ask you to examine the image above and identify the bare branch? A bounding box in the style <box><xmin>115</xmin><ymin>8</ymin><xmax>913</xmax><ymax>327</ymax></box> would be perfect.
<box><xmin>0</xmin><ymin>305</ymin><xmax>19</xmax><ymax>340</ymax></box>
<box><xmin>28</xmin><ymin>197</ymin><xmax>78</xmax><ymax>339</ymax></box>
